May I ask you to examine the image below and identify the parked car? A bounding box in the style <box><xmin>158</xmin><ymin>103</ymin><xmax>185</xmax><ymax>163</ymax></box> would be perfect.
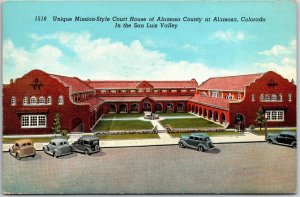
<box><xmin>267</xmin><ymin>131</ymin><xmax>296</xmax><ymax>148</ymax></box>
<box><xmin>178</xmin><ymin>133</ymin><xmax>215</xmax><ymax>152</ymax></box>
<box><xmin>144</xmin><ymin>111</ymin><xmax>159</xmax><ymax>120</ymax></box>
<box><xmin>43</xmin><ymin>138</ymin><xmax>73</xmax><ymax>158</ymax></box>
<box><xmin>9</xmin><ymin>139</ymin><xmax>36</xmax><ymax>160</ymax></box>
<box><xmin>72</xmin><ymin>135</ymin><xmax>100</xmax><ymax>155</ymax></box>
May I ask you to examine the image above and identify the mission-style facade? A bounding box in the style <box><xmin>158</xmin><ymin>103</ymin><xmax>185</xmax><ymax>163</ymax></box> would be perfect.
<box><xmin>3</xmin><ymin>70</ymin><xmax>296</xmax><ymax>135</ymax></box>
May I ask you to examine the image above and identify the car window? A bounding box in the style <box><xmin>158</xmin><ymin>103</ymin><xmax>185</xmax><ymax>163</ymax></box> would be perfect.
<box><xmin>199</xmin><ymin>138</ymin><xmax>203</xmax><ymax>141</ymax></box>
<box><xmin>27</xmin><ymin>142</ymin><xmax>31</xmax><ymax>145</ymax></box>
<box><xmin>194</xmin><ymin>137</ymin><xmax>199</xmax><ymax>141</ymax></box>
<box><xmin>189</xmin><ymin>136</ymin><xmax>194</xmax><ymax>140</ymax></box>
<box><xmin>60</xmin><ymin>142</ymin><xmax>63</xmax><ymax>146</ymax></box>
<box><xmin>204</xmin><ymin>137</ymin><xmax>210</xmax><ymax>141</ymax></box>
<box><xmin>64</xmin><ymin>141</ymin><xmax>68</xmax><ymax>145</ymax></box>
<box><xmin>22</xmin><ymin>143</ymin><xmax>26</xmax><ymax>146</ymax></box>
<box><xmin>51</xmin><ymin>142</ymin><xmax>56</xmax><ymax>146</ymax></box>
<box><xmin>15</xmin><ymin>143</ymin><xmax>19</xmax><ymax>147</ymax></box>
<box><xmin>84</xmin><ymin>141</ymin><xmax>89</xmax><ymax>145</ymax></box>
<box><xmin>279</xmin><ymin>134</ymin><xmax>287</xmax><ymax>137</ymax></box>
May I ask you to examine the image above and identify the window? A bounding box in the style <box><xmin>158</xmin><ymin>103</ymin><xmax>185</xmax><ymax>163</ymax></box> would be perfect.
<box><xmin>211</xmin><ymin>91</ymin><xmax>219</xmax><ymax>98</ymax></box>
<box><xmin>162</xmin><ymin>90</ymin><xmax>168</xmax><ymax>93</ymax></box>
<box><xmin>260</xmin><ymin>94</ymin><xmax>264</xmax><ymax>102</ymax></box>
<box><xmin>21</xmin><ymin>115</ymin><xmax>47</xmax><ymax>128</ymax></box>
<box><xmin>39</xmin><ymin>97</ymin><xmax>45</xmax><ymax>104</ymax></box>
<box><xmin>265</xmin><ymin>110</ymin><xmax>284</xmax><ymax>121</ymax></box>
<box><xmin>146</xmin><ymin>89</ymin><xmax>151</xmax><ymax>92</ymax></box>
<box><xmin>252</xmin><ymin>94</ymin><xmax>255</xmax><ymax>102</ymax></box>
<box><xmin>201</xmin><ymin>92</ymin><xmax>207</xmax><ymax>97</ymax></box>
<box><xmin>271</xmin><ymin>94</ymin><xmax>277</xmax><ymax>101</ymax></box>
<box><xmin>279</xmin><ymin>94</ymin><xmax>283</xmax><ymax>102</ymax></box>
<box><xmin>238</xmin><ymin>93</ymin><xmax>241</xmax><ymax>100</ymax></box>
<box><xmin>23</xmin><ymin>97</ymin><xmax>28</xmax><ymax>105</ymax></box>
<box><xmin>288</xmin><ymin>94</ymin><xmax>292</xmax><ymax>102</ymax></box>
<box><xmin>30</xmin><ymin>96</ymin><xmax>37</xmax><ymax>104</ymax></box>
<box><xmin>130</xmin><ymin>90</ymin><xmax>137</xmax><ymax>93</ymax></box>
<box><xmin>181</xmin><ymin>89</ymin><xmax>187</xmax><ymax>93</ymax></box>
<box><xmin>58</xmin><ymin>96</ymin><xmax>64</xmax><ymax>105</ymax></box>
<box><xmin>110</xmin><ymin>90</ymin><xmax>117</xmax><ymax>93</ymax></box>
<box><xmin>11</xmin><ymin>96</ymin><xmax>16</xmax><ymax>106</ymax></box>
<box><xmin>265</xmin><ymin>94</ymin><xmax>271</xmax><ymax>101</ymax></box>
<box><xmin>171</xmin><ymin>90</ymin><xmax>177</xmax><ymax>93</ymax></box>
<box><xmin>226</xmin><ymin>93</ymin><xmax>234</xmax><ymax>100</ymax></box>
<box><xmin>120</xmin><ymin>90</ymin><xmax>127</xmax><ymax>93</ymax></box>
<box><xmin>190</xmin><ymin>90</ymin><xmax>195</xmax><ymax>92</ymax></box>
<box><xmin>154</xmin><ymin>89</ymin><xmax>160</xmax><ymax>93</ymax></box>
<box><xmin>100</xmin><ymin>89</ymin><xmax>107</xmax><ymax>93</ymax></box>
<box><xmin>47</xmin><ymin>96</ymin><xmax>52</xmax><ymax>104</ymax></box>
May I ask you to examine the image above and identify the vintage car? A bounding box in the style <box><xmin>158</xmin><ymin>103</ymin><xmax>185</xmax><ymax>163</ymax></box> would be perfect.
<box><xmin>43</xmin><ymin>138</ymin><xmax>73</xmax><ymax>158</ymax></box>
<box><xmin>267</xmin><ymin>131</ymin><xmax>296</xmax><ymax>148</ymax></box>
<box><xmin>72</xmin><ymin>135</ymin><xmax>100</xmax><ymax>155</ymax></box>
<box><xmin>178</xmin><ymin>133</ymin><xmax>215</xmax><ymax>152</ymax></box>
<box><xmin>144</xmin><ymin>111</ymin><xmax>159</xmax><ymax>120</ymax></box>
<box><xmin>9</xmin><ymin>139</ymin><xmax>36</xmax><ymax>160</ymax></box>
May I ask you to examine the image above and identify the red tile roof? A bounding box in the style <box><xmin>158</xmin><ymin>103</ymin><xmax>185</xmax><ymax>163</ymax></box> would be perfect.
<box><xmin>189</xmin><ymin>95</ymin><xmax>229</xmax><ymax>110</ymax></box>
<box><xmin>50</xmin><ymin>74</ymin><xmax>94</xmax><ymax>94</ymax></box>
<box><xmin>198</xmin><ymin>73</ymin><xmax>263</xmax><ymax>91</ymax></box>
<box><xmin>100</xmin><ymin>96</ymin><xmax>146</xmax><ymax>102</ymax></box>
<box><xmin>87</xmin><ymin>79</ymin><xmax>198</xmax><ymax>89</ymax></box>
<box><xmin>149</xmin><ymin>96</ymin><xmax>193</xmax><ymax>101</ymax></box>
<box><xmin>77</xmin><ymin>98</ymin><xmax>104</xmax><ymax>111</ymax></box>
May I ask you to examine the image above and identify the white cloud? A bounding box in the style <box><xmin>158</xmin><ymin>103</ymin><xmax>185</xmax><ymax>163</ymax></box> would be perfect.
<box><xmin>211</xmin><ymin>30</ymin><xmax>247</xmax><ymax>42</ymax></box>
<box><xmin>258</xmin><ymin>39</ymin><xmax>296</xmax><ymax>56</ymax></box>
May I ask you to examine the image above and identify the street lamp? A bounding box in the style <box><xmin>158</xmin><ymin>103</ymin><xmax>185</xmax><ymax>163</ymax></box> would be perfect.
<box><xmin>264</xmin><ymin>113</ymin><xmax>268</xmax><ymax>140</ymax></box>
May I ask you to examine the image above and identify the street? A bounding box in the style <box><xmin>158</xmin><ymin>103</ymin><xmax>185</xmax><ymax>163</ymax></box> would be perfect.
<box><xmin>2</xmin><ymin>143</ymin><xmax>296</xmax><ymax>194</ymax></box>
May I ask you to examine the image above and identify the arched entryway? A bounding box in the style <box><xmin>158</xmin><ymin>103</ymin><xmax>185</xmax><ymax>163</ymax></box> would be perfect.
<box><xmin>119</xmin><ymin>104</ymin><xmax>128</xmax><ymax>113</ymax></box>
<box><xmin>199</xmin><ymin>107</ymin><xmax>203</xmax><ymax>116</ymax></box>
<box><xmin>155</xmin><ymin>103</ymin><xmax>163</xmax><ymax>112</ymax></box>
<box><xmin>177</xmin><ymin>103</ymin><xmax>184</xmax><ymax>112</ymax></box>
<box><xmin>166</xmin><ymin>103</ymin><xmax>174</xmax><ymax>112</ymax></box>
<box><xmin>131</xmin><ymin>103</ymin><xmax>139</xmax><ymax>113</ymax></box>
<box><xmin>191</xmin><ymin>105</ymin><xmax>194</xmax><ymax>113</ymax></box>
<box><xmin>214</xmin><ymin>111</ymin><xmax>219</xmax><ymax>122</ymax></box>
<box><xmin>208</xmin><ymin>110</ymin><xmax>212</xmax><ymax>119</ymax></box>
<box><xmin>220</xmin><ymin>113</ymin><xmax>226</xmax><ymax>124</ymax></box>
<box><xmin>71</xmin><ymin>118</ymin><xmax>83</xmax><ymax>132</ymax></box>
<box><xmin>203</xmin><ymin>108</ymin><xmax>207</xmax><ymax>117</ymax></box>
<box><xmin>195</xmin><ymin>106</ymin><xmax>199</xmax><ymax>114</ymax></box>
<box><xmin>108</xmin><ymin>104</ymin><xmax>117</xmax><ymax>113</ymax></box>
<box><xmin>235</xmin><ymin>114</ymin><xmax>245</xmax><ymax>131</ymax></box>
<box><xmin>143</xmin><ymin>102</ymin><xmax>152</xmax><ymax>111</ymax></box>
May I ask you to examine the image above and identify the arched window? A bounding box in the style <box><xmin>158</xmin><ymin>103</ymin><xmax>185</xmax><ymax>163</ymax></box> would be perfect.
<box><xmin>58</xmin><ymin>95</ymin><xmax>64</xmax><ymax>105</ymax></box>
<box><xmin>260</xmin><ymin>94</ymin><xmax>264</xmax><ymax>102</ymax></box>
<box><xmin>252</xmin><ymin>94</ymin><xmax>255</xmax><ymax>102</ymax></box>
<box><xmin>265</xmin><ymin>94</ymin><xmax>271</xmax><ymax>101</ymax></box>
<box><xmin>271</xmin><ymin>94</ymin><xmax>277</xmax><ymax>101</ymax></box>
<box><xmin>279</xmin><ymin>93</ymin><xmax>283</xmax><ymax>101</ymax></box>
<box><xmin>30</xmin><ymin>96</ymin><xmax>37</xmax><ymax>104</ymax></box>
<box><xmin>39</xmin><ymin>96</ymin><xmax>45</xmax><ymax>104</ymax></box>
<box><xmin>11</xmin><ymin>96</ymin><xmax>16</xmax><ymax>106</ymax></box>
<box><xmin>23</xmin><ymin>97</ymin><xmax>28</xmax><ymax>105</ymax></box>
<box><xmin>288</xmin><ymin>94</ymin><xmax>292</xmax><ymax>102</ymax></box>
<box><xmin>47</xmin><ymin>96</ymin><xmax>52</xmax><ymax>105</ymax></box>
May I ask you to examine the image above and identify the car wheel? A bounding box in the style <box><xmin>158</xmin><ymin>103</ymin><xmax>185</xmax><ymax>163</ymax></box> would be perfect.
<box><xmin>95</xmin><ymin>145</ymin><xmax>100</xmax><ymax>151</ymax></box>
<box><xmin>53</xmin><ymin>151</ymin><xmax>58</xmax><ymax>158</ymax></box>
<box><xmin>292</xmin><ymin>143</ymin><xmax>297</xmax><ymax>149</ymax></box>
<box><xmin>267</xmin><ymin>139</ymin><xmax>272</xmax><ymax>144</ymax></box>
<box><xmin>84</xmin><ymin>149</ymin><xmax>90</xmax><ymax>155</ymax></box>
<box><xmin>16</xmin><ymin>153</ymin><xmax>20</xmax><ymax>160</ymax></box>
<box><xmin>198</xmin><ymin>146</ymin><xmax>205</xmax><ymax>152</ymax></box>
<box><xmin>178</xmin><ymin>142</ymin><xmax>185</xmax><ymax>148</ymax></box>
<box><xmin>32</xmin><ymin>154</ymin><xmax>35</xmax><ymax>158</ymax></box>
<box><xmin>43</xmin><ymin>146</ymin><xmax>48</xmax><ymax>153</ymax></box>
<box><xmin>9</xmin><ymin>148</ymin><xmax>13</xmax><ymax>155</ymax></box>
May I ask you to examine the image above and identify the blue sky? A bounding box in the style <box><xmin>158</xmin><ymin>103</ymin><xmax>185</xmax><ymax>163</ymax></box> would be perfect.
<box><xmin>3</xmin><ymin>1</ymin><xmax>296</xmax><ymax>84</ymax></box>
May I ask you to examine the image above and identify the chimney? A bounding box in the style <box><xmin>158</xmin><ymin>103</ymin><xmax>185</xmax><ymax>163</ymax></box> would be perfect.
<box><xmin>10</xmin><ymin>79</ymin><xmax>14</xmax><ymax>84</ymax></box>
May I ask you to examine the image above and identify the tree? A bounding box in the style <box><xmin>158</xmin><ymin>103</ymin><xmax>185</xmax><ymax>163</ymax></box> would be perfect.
<box><xmin>52</xmin><ymin>113</ymin><xmax>61</xmax><ymax>135</ymax></box>
<box><xmin>255</xmin><ymin>108</ymin><xmax>265</xmax><ymax>131</ymax></box>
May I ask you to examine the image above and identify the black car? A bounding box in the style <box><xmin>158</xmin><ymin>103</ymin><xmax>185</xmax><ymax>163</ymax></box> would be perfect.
<box><xmin>72</xmin><ymin>136</ymin><xmax>101</xmax><ymax>155</ymax></box>
<box><xmin>267</xmin><ymin>131</ymin><xmax>296</xmax><ymax>148</ymax></box>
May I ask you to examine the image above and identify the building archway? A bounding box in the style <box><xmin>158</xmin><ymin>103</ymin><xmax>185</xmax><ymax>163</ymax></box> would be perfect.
<box><xmin>71</xmin><ymin>118</ymin><xmax>83</xmax><ymax>132</ymax></box>
<box><xmin>108</xmin><ymin>104</ymin><xmax>117</xmax><ymax>113</ymax></box>
<box><xmin>155</xmin><ymin>103</ymin><xmax>163</xmax><ymax>112</ymax></box>
<box><xmin>131</xmin><ymin>103</ymin><xmax>139</xmax><ymax>113</ymax></box>
<box><xmin>199</xmin><ymin>107</ymin><xmax>203</xmax><ymax>116</ymax></box>
<box><xmin>191</xmin><ymin>105</ymin><xmax>194</xmax><ymax>113</ymax></box>
<box><xmin>177</xmin><ymin>103</ymin><xmax>184</xmax><ymax>112</ymax></box>
<box><xmin>143</xmin><ymin>102</ymin><xmax>152</xmax><ymax>111</ymax></box>
<box><xmin>214</xmin><ymin>111</ymin><xmax>219</xmax><ymax>122</ymax></box>
<box><xmin>220</xmin><ymin>113</ymin><xmax>226</xmax><ymax>124</ymax></box>
<box><xmin>208</xmin><ymin>110</ymin><xmax>212</xmax><ymax>119</ymax></box>
<box><xmin>166</xmin><ymin>103</ymin><xmax>174</xmax><ymax>112</ymax></box>
<box><xmin>119</xmin><ymin>104</ymin><xmax>128</xmax><ymax>113</ymax></box>
<box><xmin>203</xmin><ymin>108</ymin><xmax>207</xmax><ymax>117</ymax></box>
<box><xmin>195</xmin><ymin>106</ymin><xmax>199</xmax><ymax>114</ymax></box>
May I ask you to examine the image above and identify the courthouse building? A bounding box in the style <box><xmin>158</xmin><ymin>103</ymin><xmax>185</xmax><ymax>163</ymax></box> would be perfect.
<box><xmin>3</xmin><ymin>70</ymin><xmax>296</xmax><ymax>135</ymax></box>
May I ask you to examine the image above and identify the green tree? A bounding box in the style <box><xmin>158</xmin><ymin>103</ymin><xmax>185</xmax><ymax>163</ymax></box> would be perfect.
<box><xmin>52</xmin><ymin>113</ymin><xmax>61</xmax><ymax>135</ymax></box>
<box><xmin>255</xmin><ymin>107</ymin><xmax>265</xmax><ymax>131</ymax></box>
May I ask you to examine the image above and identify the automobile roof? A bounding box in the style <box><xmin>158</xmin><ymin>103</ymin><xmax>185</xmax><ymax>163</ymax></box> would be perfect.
<box><xmin>191</xmin><ymin>133</ymin><xmax>210</xmax><ymax>137</ymax></box>
<box><xmin>280</xmin><ymin>131</ymin><xmax>296</xmax><ymax>136</ymax></box>
<box><xmin>50</xmin><ymin>138</ymin><xmax>68</xmax><ymax>143</ymax></box>
<box><xmin>15</xmin><ymin>139</ymin><xmax>33</xmax><ymax>145</ymax></box>
<box><xmin>78</xmin><ymin>135</ymin><xmax>99</xmax><ymax>141</ymax></box>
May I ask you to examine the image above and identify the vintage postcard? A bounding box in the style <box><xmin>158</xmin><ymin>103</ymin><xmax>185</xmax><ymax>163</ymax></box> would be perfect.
<box><xmin>2</xmin><ymin>0</ymin><xmax>297</xmax><ymax>194</ymax></box>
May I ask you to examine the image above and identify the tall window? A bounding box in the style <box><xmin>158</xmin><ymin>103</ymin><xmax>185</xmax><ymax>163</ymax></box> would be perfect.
<box><xmin>265</xmin><ymin>94</ymin><xmax>271</xmax><ymax>101</ymax></box>
<box><xmin>11</xmin><ymin>96</ymin><xmax>16</xmax><ymax>106</ymax></box>
<box><xmin>21</xmin><ymin>115</ymin><xmax>47</xmax><ymax>128</ymax></box>
<box><xmin>23</xmin><ymin>97</ymin><xmax>28</xmax><ymax>105</ymax></box>
<box><xmin>288</xmin><ymin>94</ymin><xmax>292</xmax><ymax>102</ymax></box>
<box><xmin>260</xmin><ymin>94</ymin><xmax>264</xmax><ymax>102</ymax></box>
<box><xmin>211</xmin><ymin>91</ymin><xmax>219</xmax><ymax>98</ymax></box>
<box><xmin>279</xmin><ymin>94</ymin><xmax>283</xmax><ymax>102</ymax></box>
<box><xmin>201</xmin><ymin>92</ymin><xmax>207</xmax><ymax>97</ymax></box>
<box><xmin>39</xmin><ymin>97</ymin><xmax>45</xmax><ymax>104</ymax></box>
<box><xmin>47</xmin><ymin>96</ymin><xmax>52</xmax><ymax>105</ymax></box>
<box><xmin>271</xmin><ymin>94</ymin><xmax>277</xmax><ymax>101</ymax></box>
<box><xmin>252</xmin><ymin>94</ymin><xmax>255</xmax><ymax>102</ymax></box>
<box><xmin>238</xmin><ymin>93</ymin><xmax>241</xmax><ymax>100</ymax></box>
<box><xmin>58</xmin><ymin>95</ymin><xmax>64</xmax><ymax>105</ymax></box>
<box><xmin>265</xmin><ymin>110</ymin><xmax>284</xmax><ymax>121</ymax></box>
<box><xmin>30</xmin><ymin>96</ymin><xmax>37</xmax><ymax>104</ymax></box>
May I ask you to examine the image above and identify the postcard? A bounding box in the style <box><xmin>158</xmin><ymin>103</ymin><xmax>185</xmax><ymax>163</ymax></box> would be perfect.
<box><xmin>2</xmin><ymin>0</ymin><xmax>297</xmax><ymax>194</ymax></box>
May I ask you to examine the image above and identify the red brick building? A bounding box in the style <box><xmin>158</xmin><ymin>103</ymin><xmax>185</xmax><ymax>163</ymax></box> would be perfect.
<box><xmin>188</xmin><ymin>71</ymin><xmax>296</xmax><ymax>128</ymax></box>
<box><xmin>3</xmin><ymin>70</ymin><xmax>296</xmax><ymax>135</ymax></box>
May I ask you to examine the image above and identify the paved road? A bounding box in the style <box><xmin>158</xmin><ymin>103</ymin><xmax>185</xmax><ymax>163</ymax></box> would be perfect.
<box><xmin>2</xmin><ymin>143</ymin><xmax>296</xmax><ymax>194</ymax></box>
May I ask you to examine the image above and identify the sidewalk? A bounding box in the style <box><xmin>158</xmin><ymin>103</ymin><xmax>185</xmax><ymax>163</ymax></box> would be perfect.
<box><xmin>2</xmin><ymin>132</ymin><xmax>265</xmax><ymax>151</ymax></box>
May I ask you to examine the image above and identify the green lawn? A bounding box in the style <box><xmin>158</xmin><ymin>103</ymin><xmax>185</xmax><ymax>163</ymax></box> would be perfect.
<box><xmin>98</xmin><ymin>133</ymin><xmax>160</xmax><ymax>140</ymax></box>
<box><xmin>160</xmin><ymin>118</ymin><xmax>221</xmax><ymax>129</ymax></box>
<box><xmin>157</xmin><ymin>112</ymin><xmax>196</xmax><ymax>117</ymax></box>
<box><xmin>101</xmin><ymin>113</ymin><xmax>143</xmax><ymax>119</ymax></box>
<box><xmin>94</xmin><ymin>120</ymin><xmax>153</xmax><ymax>131</ymax></box>
<box><xmin>2</xmin><ymin>136</ymin><xmax>69</xmax><ymax>144</ymax></box>
<box><xmin>169</xmin><ymin>131</ymin><xmax>239</xmax><ymax>138</ymax></box>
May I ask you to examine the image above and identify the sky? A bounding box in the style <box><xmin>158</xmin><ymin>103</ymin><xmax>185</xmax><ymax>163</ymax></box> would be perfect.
<box><xmin>3</xmin><ymin>0</ymin><xmax>296</xmax><ymax>84</ymax></box>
